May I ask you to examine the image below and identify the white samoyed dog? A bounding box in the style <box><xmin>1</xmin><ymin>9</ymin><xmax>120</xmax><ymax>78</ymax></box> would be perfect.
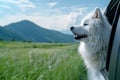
<box><xmin>70</xmin><ymin>8</ymin><xmax>111</xmax><ymax>80</ymax></box>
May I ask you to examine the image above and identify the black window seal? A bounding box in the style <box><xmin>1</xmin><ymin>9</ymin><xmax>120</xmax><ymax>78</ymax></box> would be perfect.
<box><xmin>106</xmin><ymin>0</ymin><xmax>120</xmax><ymax>71</ymax></box>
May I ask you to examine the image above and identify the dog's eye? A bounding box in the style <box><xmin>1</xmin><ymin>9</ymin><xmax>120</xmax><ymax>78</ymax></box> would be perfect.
<box><xmin>83</xmin><ymin>23</ymin><xmax>88</xmax><ymax>26</ymax></box>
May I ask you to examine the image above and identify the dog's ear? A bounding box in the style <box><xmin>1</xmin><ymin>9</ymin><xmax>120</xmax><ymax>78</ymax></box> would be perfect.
<box><xmin>92</xmin><ymin>8</ymin><xmax>102</xmax><ymax>19</ymax></box>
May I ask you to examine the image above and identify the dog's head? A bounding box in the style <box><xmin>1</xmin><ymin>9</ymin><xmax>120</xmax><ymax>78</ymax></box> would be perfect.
<box><xmin>70</xmin><ymin>8</ymin><xmax>106</xmax><ymax>42</ymax></box>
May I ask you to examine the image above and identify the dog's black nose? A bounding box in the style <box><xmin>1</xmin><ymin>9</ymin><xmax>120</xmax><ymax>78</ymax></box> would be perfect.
<box><xmin>70</xmin><ymin>27</ymin><xmax>74</xmax><ymax>31</ymax></box>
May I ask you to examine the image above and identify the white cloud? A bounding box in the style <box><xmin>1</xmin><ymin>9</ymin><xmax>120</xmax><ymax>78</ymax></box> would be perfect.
<box><xmin>0</xmin><ymin>5</ymin><xmax>11</xmax><ymax>9</ymax></box>
<box><xmin>67</xmin><ymin>7</ymin><xmax>88</xmax><ymax>26</ymax></box>
<box><xmin>1</xmin><ymin>0</ymin><xmax>35</xmax><ymax>11</ymax></box>
<box><xmin>48</xmin><ymin>2</ymin><xmax>57</xmax><ymax>8</ymax></box>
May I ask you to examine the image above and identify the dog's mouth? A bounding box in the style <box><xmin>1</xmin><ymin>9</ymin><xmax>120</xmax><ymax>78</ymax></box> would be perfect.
<box><xmin>73</xmin><ymin>33</ymin><xmax>88</xmax><ymax>40</ymax></box>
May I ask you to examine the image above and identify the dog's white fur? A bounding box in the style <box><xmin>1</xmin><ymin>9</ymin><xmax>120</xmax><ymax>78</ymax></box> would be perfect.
<box><xmin>70</xmin><ymin>8</ymin><xmax>111</xmax><ymax>80</ymax></box>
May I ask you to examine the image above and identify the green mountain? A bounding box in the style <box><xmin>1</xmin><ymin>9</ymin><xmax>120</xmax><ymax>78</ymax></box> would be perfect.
<box><xmin>4</xmin><ymin>20</ymin><xmax>75</xmax><ymax>43</ymax></box>
<box><xmin>0</xmin><ymin>26</ymin><xmax>25</xmax><ymax>41</ymax></box>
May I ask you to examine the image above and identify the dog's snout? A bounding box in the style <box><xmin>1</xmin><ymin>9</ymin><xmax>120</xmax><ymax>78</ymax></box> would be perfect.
<box><xmin>70</xmin><ymin>27</ymin><xmax>74</xmax><ymax>31</ymax></box>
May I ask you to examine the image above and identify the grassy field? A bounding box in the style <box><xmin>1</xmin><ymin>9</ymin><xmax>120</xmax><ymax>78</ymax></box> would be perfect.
<box><xmin>0</xmin><ymin>41</ymin><xmax>87</xmax><ymax>80</ymax></box>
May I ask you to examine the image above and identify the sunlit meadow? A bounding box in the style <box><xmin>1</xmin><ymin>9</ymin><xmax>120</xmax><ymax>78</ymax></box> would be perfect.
<box><xmin>0</xmin><ymin>41</ymin><xmax>87</xmax><ymax>80</ymax></box>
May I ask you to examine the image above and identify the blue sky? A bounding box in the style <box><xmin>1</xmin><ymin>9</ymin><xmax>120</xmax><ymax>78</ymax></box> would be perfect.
<box><xmin>0</xmin><ymin>0</ymin><xmax>110</xmax><ymax>32</ymax></box>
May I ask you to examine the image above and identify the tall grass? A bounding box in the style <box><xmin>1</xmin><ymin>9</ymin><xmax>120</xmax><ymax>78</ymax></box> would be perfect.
<box><xmin>0</xmin><ymin>42</ymin><xmax>87</xmax><ymax>80</ymax></box>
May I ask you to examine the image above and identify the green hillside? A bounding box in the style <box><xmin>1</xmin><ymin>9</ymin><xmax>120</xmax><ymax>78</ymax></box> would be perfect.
<box><xmin>0</xmin><ymin>27</ymin><xmax>25</xmax><ymax>41</ymax></box>
<box><xmin>0</xmin><ymin>41</ymin><xmax>87</xmax><ymax>80</ymax></box>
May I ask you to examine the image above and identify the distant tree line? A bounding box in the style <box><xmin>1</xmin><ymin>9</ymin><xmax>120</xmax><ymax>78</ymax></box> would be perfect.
<box><xmin>0</xmin><ymin>39</ymin><xmax>3</xmax><ymax>41</ymax></box>
<box><xmin>0</xmin><ymin>38</ymin><xmax>33</xmax><ymax>43</ymax></box>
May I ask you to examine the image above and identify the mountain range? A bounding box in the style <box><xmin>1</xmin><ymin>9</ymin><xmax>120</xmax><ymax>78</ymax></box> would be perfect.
<box><xmin>0</xmin><ymin>20</ymin><xmax>75</xmax><ymax>43</ymax></box>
